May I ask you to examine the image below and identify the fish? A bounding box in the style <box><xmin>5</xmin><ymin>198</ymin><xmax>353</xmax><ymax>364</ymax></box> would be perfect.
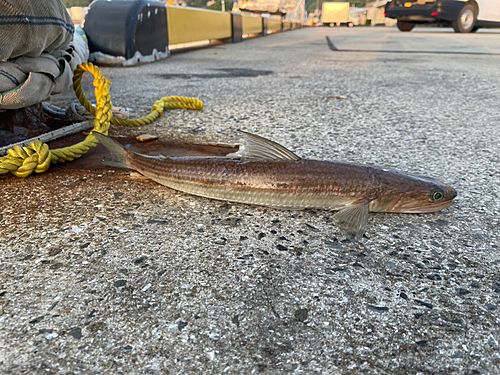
<box><xmin>92</xmin><ymin>131</ymin><xmax>457</xmax><ymax>239</ymax></box>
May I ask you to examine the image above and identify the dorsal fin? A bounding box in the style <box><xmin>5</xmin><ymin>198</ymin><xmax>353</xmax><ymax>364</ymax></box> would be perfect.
<box><xmin>238</xmin><ymin>130</ymin><xmax>300</xmax><ymax>163</ymax></box>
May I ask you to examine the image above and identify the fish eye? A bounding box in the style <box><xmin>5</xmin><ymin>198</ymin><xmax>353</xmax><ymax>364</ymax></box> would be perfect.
<box><xmin>433</xmin><ymin>191</ymin><xmax>444</xmax><ymax>201</ymax></box>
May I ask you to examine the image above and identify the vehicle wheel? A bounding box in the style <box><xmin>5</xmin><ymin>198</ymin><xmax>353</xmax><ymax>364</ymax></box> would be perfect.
<box><xmin>452</xmin><ymin>4</ymin><xmax>476</xmax><ymax>33</ymax></box>
<box><xmin>397</xmin><ymin>20</ymin><xmax>415</xmax><ymax>32</ymax></box>
<box><xmin>348</xmin><ymin>22</ymin><xmax>354</xmax><ymax>27</ymax></box>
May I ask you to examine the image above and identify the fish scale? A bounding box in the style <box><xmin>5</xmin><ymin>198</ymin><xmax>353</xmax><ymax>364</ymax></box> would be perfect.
<box><xmin>130</xmin><ymin>155</ymin><xmax>371</xmax><ymax>209</ymax></box>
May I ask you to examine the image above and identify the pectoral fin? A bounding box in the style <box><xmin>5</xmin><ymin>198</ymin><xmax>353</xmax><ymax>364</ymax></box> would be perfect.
<box><xmin>333</xmin><ymin>202</ymin><xmax>369</xmax><ymax>240</ymax></box>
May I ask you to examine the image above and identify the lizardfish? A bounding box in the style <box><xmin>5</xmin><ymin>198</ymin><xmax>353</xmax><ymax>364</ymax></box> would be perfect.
<box><xmin>93</xmin><ymin>131</ymin><xmax>457</xmax><ymax>239</ymax></box>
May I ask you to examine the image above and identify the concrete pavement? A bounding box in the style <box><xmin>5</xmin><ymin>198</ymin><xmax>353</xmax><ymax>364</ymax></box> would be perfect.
<box><xmin>1</xmin><ymin>26</ymin><xmax>499</xmax><ymax>374</ymax></box>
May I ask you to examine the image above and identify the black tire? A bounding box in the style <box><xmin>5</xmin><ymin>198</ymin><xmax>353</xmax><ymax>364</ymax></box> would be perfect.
<box><xmin>348</xmin><ymin>22</ymin><xmax>354</xmax><ymax>28</ymax></box>
<box><xmin>452</xmin><ymin>4</ymin><xmax>476</xmax><ymax>33</ymax></box>
<box><xmin>397</xmin><ymin>20</ymin><xmax>415</xmax><ymax>32</ymax></box>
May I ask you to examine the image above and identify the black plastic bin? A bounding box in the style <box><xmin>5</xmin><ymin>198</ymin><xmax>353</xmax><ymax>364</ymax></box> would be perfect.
<box><xmin>83</xmin><ymin>0</ymin><xmax>168</xmax><ymax>60</ymax></box>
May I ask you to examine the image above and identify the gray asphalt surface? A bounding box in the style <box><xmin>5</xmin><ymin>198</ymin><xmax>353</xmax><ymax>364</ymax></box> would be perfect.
<box><xmin>1</xmin><ymin>26</ymin><xmax>499</xmax><ymax>374</ymax></box>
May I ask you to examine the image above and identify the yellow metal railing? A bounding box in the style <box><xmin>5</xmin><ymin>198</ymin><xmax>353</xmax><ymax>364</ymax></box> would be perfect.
<box><xmin>166</xmin><ymin>7</ymin><xmax>302</xmax><ymax>46</ymax></box>
<box><xmin>242</xmin><ymin>15</ymin><xmax>263</xmax><ymax>35</ymax></box>
<box><xmin>167</xmin><ymin>6</ymin><xmax>232</xmax><ymax>45</ymax></box>
<box><xmin>267</xmin><ymin>18</ymin><xmax>282</xmax><ymax>33</ymax></box>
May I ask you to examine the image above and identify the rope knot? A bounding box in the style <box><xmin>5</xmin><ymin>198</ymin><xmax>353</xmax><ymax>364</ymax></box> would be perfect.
<box><xmin>1</xmin><ymin>141</ymin><xmax>51</xmax><ymax>177</ymax></box>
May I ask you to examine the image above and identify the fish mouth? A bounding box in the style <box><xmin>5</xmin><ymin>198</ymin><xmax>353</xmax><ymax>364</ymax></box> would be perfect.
<box><xmin>398</xmin><ymin>199</ymin><xmax>455</xmax><ymax>214</ymax></box>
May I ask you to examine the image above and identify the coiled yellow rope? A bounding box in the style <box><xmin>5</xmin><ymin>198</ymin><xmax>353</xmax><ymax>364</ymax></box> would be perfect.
<box><xmin>0</xmin><ymin>62</ymin><xmax>203</xmax><ymax>178</ymax></box>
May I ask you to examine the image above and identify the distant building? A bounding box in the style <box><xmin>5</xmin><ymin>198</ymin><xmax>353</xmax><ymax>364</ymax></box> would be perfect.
<box><xmin>365</xmin><ymin>0</ymin><xmax>396</xmax><ymax>26</ymax></box>
<box><xmin>159</xmin><ymin>0</ymin><xmax>187</xmax><ymax>6</ymax></box>
<box><xmin>238</xmin><ymin>0</ymin><xmax>305</xmax><ymax>21</ymax></box>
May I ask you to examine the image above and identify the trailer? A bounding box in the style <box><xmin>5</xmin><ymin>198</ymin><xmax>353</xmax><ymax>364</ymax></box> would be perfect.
<box><xmin>322</xmin><ymin>2</ymin><xmax>354</xmax><ymax>27</ymax></box>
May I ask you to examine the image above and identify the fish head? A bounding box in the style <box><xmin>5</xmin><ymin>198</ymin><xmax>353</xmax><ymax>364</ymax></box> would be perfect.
<box><xmin>375</xmin><ymin>172</ymin><xmax>457</xmax><ymax>213</ymax></box>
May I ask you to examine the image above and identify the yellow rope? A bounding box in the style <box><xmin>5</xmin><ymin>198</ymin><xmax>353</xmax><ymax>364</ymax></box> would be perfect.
<box><xmin>0</xmin><ymin>62</ymin><xmax>203</xmax><ymax>178</ymax></box>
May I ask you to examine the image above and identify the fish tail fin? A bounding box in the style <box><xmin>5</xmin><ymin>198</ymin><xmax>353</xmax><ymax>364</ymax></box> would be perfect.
<box><xmin>92</xmin><ymin>132</ymin><xmax>131</xmax><ymax>169</ymax></box>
